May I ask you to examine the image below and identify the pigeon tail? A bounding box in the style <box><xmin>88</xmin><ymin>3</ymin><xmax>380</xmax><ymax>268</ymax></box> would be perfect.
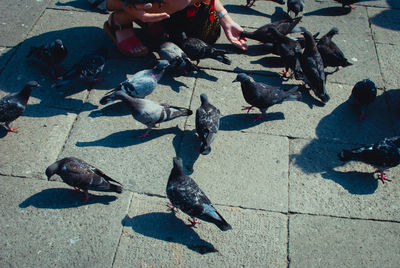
<box><xmin>200</xmin><ymin>144</ymin><xmax>212</xmax><ymax>155</ymax></box>
<box><xmin>200</xmin><ymin>132</ymin><xmax>216</xmax><ymax>155</ymax></box>
<box><xmin>203</xmin><ymin>209</ymin><xmax>232</xmax><ymax>231</ymax></box>
<box><xmin>168</xmin><ymin>106</ymin><xmax>193</xmax><ymax>119</ymax></box>
<box><xmin>109</xmin><ymin>183</ymin><xmax>123</xmax><ymax>194</ymax></box>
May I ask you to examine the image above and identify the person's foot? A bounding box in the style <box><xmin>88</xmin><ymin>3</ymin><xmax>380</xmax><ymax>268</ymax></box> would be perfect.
<box><xmin>107</xmin><ymin>12</ymin><xmax>148</xmax><ymax>56</ymax></box>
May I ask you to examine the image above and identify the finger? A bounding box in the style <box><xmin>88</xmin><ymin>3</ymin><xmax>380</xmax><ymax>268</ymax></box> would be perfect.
<box><xmin>141</xmin><ymin>12</ymin><xmax>170</xmax><ymax>22</ymax></box>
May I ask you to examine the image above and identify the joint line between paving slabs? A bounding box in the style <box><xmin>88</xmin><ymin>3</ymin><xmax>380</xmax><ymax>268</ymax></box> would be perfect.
<box><xmin>286</xmin><ymin>137</ymin><xmax>291</xmax><ymax>268</ymax></box>
<box><xmin>111</xmin><ymin>191</ymin><xmax>134</xmax><ymax>268</ymax></box>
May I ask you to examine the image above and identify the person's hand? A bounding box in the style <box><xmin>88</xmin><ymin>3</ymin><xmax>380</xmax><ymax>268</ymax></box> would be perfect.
<box><xmin>220</xmin><ymin>16</ymin><xmax>248</xmax><ymax>50</ymax></box>
<box><xmin>123</xmin><ymin>3</ymin><xmax>170</xmax><ymax>22</ymax></box>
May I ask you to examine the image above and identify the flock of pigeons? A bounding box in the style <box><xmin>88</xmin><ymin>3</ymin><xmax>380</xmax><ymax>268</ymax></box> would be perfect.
<box><xmin>0</xmin><ymin>0</ymin><xmax>398</xmax><ymax>231</ymax></box>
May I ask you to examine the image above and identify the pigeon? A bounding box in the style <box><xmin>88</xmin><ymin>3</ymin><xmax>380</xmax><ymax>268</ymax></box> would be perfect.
<box><xmin>300</xmin><ymin>30</ymin><xmax>329</xmax><ymax>103</ymax></box>
<box><xmin>180</xmin><ymin>32</ymin><xmax>231</xmax><ymax>65</ymax></box>
<box><xmin>158</xmin><ymin>41</ymin><xmax>198</xmax><ymax>76</ymax></box>
<box><xmin>240</xmin><ymin>17</ymin><xmax>303</xmax><ymax>44</ymax></box>
<box><xmin>333</xmin><ymin>0</ymin><xmax>359</xmax><ymax>9</ymax></box>
<box><xmin>338</xmin><ymin>136</ymin><xmax>400</xmax><ymax>184</ymax></box>
<box><xmin>0</xmin><ymin>81</ymin><xmax>40</xmax><ymax>132</ymax></box>
<box><xmin>287</xmin><ymin>0</ymin><xmax>304</xmax><ymax>17</ymax></box>
<box><xmin>46</xmin><ymin>157</ymin><xmax>123</xmax><ymax>201</ymax></box>
<box><xmin>233</xmin><ymin>73</ymin><xmax>301</xmax><ymax>121</ymax></box>
<box><xmin>267</xmin><ymin>26</ymin><xmax>304</xmax><ymax>80</ymax></box>
<box><xmin>122</xmin><ymin>0</ymin><xmax>162</xmax><ymax>8</ymax></box>
<box><xmin>55</xmin><ymin>48</ymin><xmax>107</xmax><ymax>88</ymax></box>
<box><xmin>243</xmin><ymin>0</ymin><xmax>285</xmax><ymax>8</ymax></box>
<box><xmin>167</xmin><ymin>157</ymin><xmax>232</xmax><ymax>231</ymax></box>
<box><xmin>196</xmin><ymin>94</ymin><xmax>221</xmax><ymax>155</ymax></box>
<box><xmin>26</xmin><ymin>39</ymin><xmax>68</xmax><ymax>78</ymax></box>
<box><xmin>317</xmin><ymin>28</ymin><xmax>352</xmax><ymax>71</ymax></box>
<box><xmin>350</xmin><ymin>79</ymin><xmax>377</xmax><ymax>120</ymax></box>
<box><xmin>113</xmin><ymin>90</ymin><xmax>192</xmax><ymax>138</ymax></box>
<box><xmin>99</xmin><ymin>60</ymin><xmax>169</xmax><ymax>105</ymax></box>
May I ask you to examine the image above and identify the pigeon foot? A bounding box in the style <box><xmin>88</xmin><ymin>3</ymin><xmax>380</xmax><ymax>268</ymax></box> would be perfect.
<box><xmin>241</xmin><ymin>105</ymin><xmax>254</xmax><ymax>113</ymax></box>
<box><xmin>6</xmin><ymin>126</ymin><xmax>18</xmax><ymax>133</ymax></box>
<box><xmin>166</xmin><ymin>202</ymin><xmax>178</xmax><ymax>212</ymax></box>
<box><xmin>187</xmin><ymin>217</ymin><xmax>200</xmax><ymax>227</ymax></box>
<box><xmin>81</xmin><ymin>192</ymin><xmax>90</xmax><ymax>202</ymax></box>
<box><xmin>139</xmin><ymin>130</ymin><xmax>150</xmax><ymax>139</ymax></box>
<box><xmin>70</xmin><ymin>187</ymin><xmax>82</xmax><ymax>193</ymax></box>
<box><xmin>375</xmin><ymin>169</ymin><xmax>392</xmax><ymax>184</ymax></box>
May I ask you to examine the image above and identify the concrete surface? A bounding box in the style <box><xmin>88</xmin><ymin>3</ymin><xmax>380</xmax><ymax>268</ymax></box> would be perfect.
<box><xmin>0</xmin><ymin>0</ymin><xmax>399</xmax><ymax>267</ymax></box>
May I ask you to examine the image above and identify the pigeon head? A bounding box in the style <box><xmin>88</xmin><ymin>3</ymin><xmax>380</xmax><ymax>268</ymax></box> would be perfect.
<box><xmin>154</xmin><ymin>60</ymin><xmax>170</xmax><ymax>72</ymax></box>
<box><xmin>327</xmin><ymin>27</ymin><xmax>339</xmax><ymax>37</ymax></box>
<box><xmin>26</xmin><ymin>81</ymin><xmax>41</xmax><ymax>89</ymax></box>
<box><xmin>200</xmin><ymin>93</ymin><xmax>209</xmax><ymax>105</ymax></box>
<box><xmin>232</xmin><ymin>73</ymin><xmax>251</xmax><ymax>83</ymax></box>
<box><xmin>45</xmin><ymin>161</ymin><xmax>60</xmax><ymax>180</ymax></box>
<box><xmin>53</xmin><ymin>39</ymin><xmax>64</xmax><ymax>49</ymax></box>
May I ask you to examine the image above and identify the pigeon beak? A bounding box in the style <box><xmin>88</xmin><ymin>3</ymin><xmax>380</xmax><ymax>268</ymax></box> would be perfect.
<box><xmin>232</xmin><ymin>78</ymin><xmax>238</xmax><ymax>83</ymax></box>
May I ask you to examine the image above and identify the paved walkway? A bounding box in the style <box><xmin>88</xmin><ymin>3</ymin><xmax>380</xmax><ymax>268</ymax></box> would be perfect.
<box><xmin>0</xmin><ymin>0</ymin><xmax>399</xmax><ymax>267</ymax></box>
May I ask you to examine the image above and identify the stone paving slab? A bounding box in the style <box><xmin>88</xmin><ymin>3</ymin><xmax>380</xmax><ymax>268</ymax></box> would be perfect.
<box><xmin>375</xmin><ymin>43</ymin><xmax>400</xmax><ymax>89</ymax></box>
<box><xmin>59</xmin><ymin>74</ymin><xmax>195</xmax><ymax>195</ymax></box>
<box><xmin>187</xmin><ymin>70</ymin><xmax>394</xmax><ymax>143</ymax></box>
<box><xmin>0</xmin><ymin>47</ymin><xmax>14</xmax><ymax>73</ymax></box>
<box><xmin>368</xmin><ymin>7</ymin><xmax>400</xmax><ymax>45</ymax></box>
<box><xmin>0</xmin><ymin>175</ymin><xmax>132</xmax><ymax>268</ymax></box>
<box><xmin>0</xmin><ymin>0</ymin><xmax>52</xmax><ymax>47</ymax></box>
<box><xmin>179</xmin><ymin>131</ymin><xmax>289</xmax><ymax>212</ymax></box>
<box><xmin>113</xmin><ymin>193</ymin><xmax>288</xmax><ymax>267</ymax></box>
<box><xmin>289</xmin><ymin>138</ymin><xmax>400</xmax><ymax>221</ymax></box>
<box><xmin>0</xmin><ymin>105</ymin><xmax>77</xmax><ymax>178</ymax></box>
<box><xmin>289</xmin><ymin>214</ymin><xmax>400</xmax><ymax>267</ymax></box>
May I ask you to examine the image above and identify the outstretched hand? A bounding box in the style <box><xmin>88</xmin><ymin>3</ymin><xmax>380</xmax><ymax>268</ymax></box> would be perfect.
<box><xmin>221</xmin><ymin>17</ymin><xmax>248</xmax><ymax>50</ymax></box>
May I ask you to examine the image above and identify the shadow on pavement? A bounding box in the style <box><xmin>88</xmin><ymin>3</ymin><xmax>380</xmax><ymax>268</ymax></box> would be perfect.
<box><xmin>304</xmin><ymin>6</ymin><xmax>351</xmax><ymax>16</ymax></box>
<box><xmin>122</xmin><ymin>213</ymin><xmax>218</xmax><ymax>255</ymax></box>
<box><xmin>75</xmin><ymin>126</ymin><xmax>182</xmax><ymax>148</ymax></box>
<box><xmin>290</xmin><ymin>91</ymin><xmax>396</xmax><ymax>194</ymax></box>
<box><xmin>177</xmin><ymin>129</ymin><xmax>201</xmax><ymax>175</ymax></box>
<box><xmin>19</xmin><ymin>188</ymin><xmax>118</xmax><ymax>209</ymax></box>
<box><xmin>220</xmin><ymin>112</ymin><xmax>284</xmax><ymax>131</ymax></box>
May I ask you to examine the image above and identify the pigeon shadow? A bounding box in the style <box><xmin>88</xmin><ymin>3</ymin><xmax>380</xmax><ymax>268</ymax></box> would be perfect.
<box><xmin>122</xmin><ymin>213</ymin><xmax>218</xmax><ymax>255</ymax></box>
<box><xmin>54</xmin><ymin>0</ymin><xmax>104</xmax><ymax>12</ymax></box>
<box><xmin>369</xmin><ymin>9</ymin><xmax>400</xmax><ymax>32</ymax></box>
<box><xmin>220</xmin><ymin>112</ymin><xmax>285</xmax><ymax>131</ymax></box>
<box><xmin>196</xmin><ymin>69</ymin><xmax>219</xmax><ymax>82</ymax></box>
<box><xmin>321</xmin><ymin>170</ymin><xmax>378</xmax><ymax>194</ymax></box>
<box><xmin>224</xmin><ymin>4</ymin><xmax>268</xmax><ymax>17</ymax></box>
<box><xmin>159</xmin><ymin>74</ymin><xmax>191</xmax><ymax>93</ymax></box>
<box><xmin>251</xmin><ymin>56</ymin><xmax>283</xmax><ymax>68</ymax></box>
<box><xmin>177</xmin><ymin>129</ymin><xmax>201</xmax><ymax>175</ymax></box>
<box><xmin>19</xmin><ymin>188</ymin><xmax>118</xmax><ymax>209</ymax></box>
<box><xmin>233</xmin><ymin>66</ymin><xmax>280</xmax><ymax>78</ymax></box>
<box><xmin>75</xmin><ymin>126</ymin><xmax>183</xmax><ymax>148</ymax></box>
<box><xmin>298</xmin><ymin>86</ymin><xmax>327</xmax><ymax>109</ymax></box>
<box><xmin>304</xmin><ymin>6</ymin><xmax>352</xmax><ymax>16</ymax></box>
<box><xmin>24</xmin><ymin>101</ymin><xmax>98</xmax><ymax>118</ymax></box>
<box><xmin>89</xmin><ymin>102</ymin><xmax>131</xmax><ymax>118</ymax></box>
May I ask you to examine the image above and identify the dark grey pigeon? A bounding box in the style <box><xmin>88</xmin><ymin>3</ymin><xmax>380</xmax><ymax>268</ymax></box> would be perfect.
<box><xmin>243</xmin><ymin>0</ymin><xmax>285</xmax><ymax>8</ymax></box>
<box><xmin>113</xmin><ymin>90</ymin><xmax>192</xmax><ymax>138</ymax></box>
<box><xmin>287</xmin><ymin>0</ymin><xmax>304</xmax><ymax>17</ymax></box>
<box><xmin>300</xmin><ymin>31</ymin><xmax>329</xmax><ymax>103</ymax></box>
<box><xmin>0</xmin><ymin>81</ymin><xmax>40</xmax><ymax>132</ymax></box>
<box><xmin>167</xmin><ymin>157</ymin><xmax>232</xmax><ymax>231</ymax></box>
<box><xmin>240</xmin><ymin>17</ymin><xmax>303</xmax><ymax>44</ymax></box>
<box><xmin>26</xmin><ymin>39</ymin><xmax>68</xmax><ymax>78</ymax></box>
<box><xmin>233</xmin><ymin>73</ymin><xmax>301</xmax><ymax>121</ymax></box>
<box><xmin>338</xmin><ymin>136</ymin><xmax>400</xmax><ymax>184</ymax></box>
<box><xmin>158</xmin><ymin>41</ymin><xmax>198</xmax><ymax>76</ymax></box>
<box><xmin>196</xmin><ymin>94</ymin><xmax>221</xmax><ymax>155</ymax></box>
<box><xmin>267</xmin><ymin>26</ymin><xmax>304</xmax><ymax>80</ymax></box>
<box><xmin>46</xmin><ymin>157</ymin><xmax>123</xmax><ymax>202</ymax></box>
<box><xmin>333</xmin><ymin>0</ymin><xmax>359</xmax><ymax>9</ymax></box>
<box><xmin>180</xmin><ymin>32</ymin><xmax>231</xmax><ymax>65</ymax></box>
<box><xmin>350</xmin><ymin>79</ymin><xmax>377</xmax><ymax>120</ymax></box>
<box><xmin>317</xmin><ymin>28</ymin><xmax>352</xmax><ymax>71</ymax></box>
<box><xmin>55</xmin><ymin>48</ymin><xmax>107</xmax><ymax>88</ymax></box>
<box><xmin>100</xmin><ymin>60</ymin><xmax>169</xmax><ymax>105</ymax></box>
<box><xmin>122</xmin><ymin>0</ymin><xmax>162</xmax><ymax>7</ymax></box>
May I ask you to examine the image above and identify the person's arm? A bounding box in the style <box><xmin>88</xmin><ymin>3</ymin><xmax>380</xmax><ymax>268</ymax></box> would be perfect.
<box><xmin>214</xmin><ymin>0</ymin><xmax>248</xmax><ymax>50</ymax></box>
